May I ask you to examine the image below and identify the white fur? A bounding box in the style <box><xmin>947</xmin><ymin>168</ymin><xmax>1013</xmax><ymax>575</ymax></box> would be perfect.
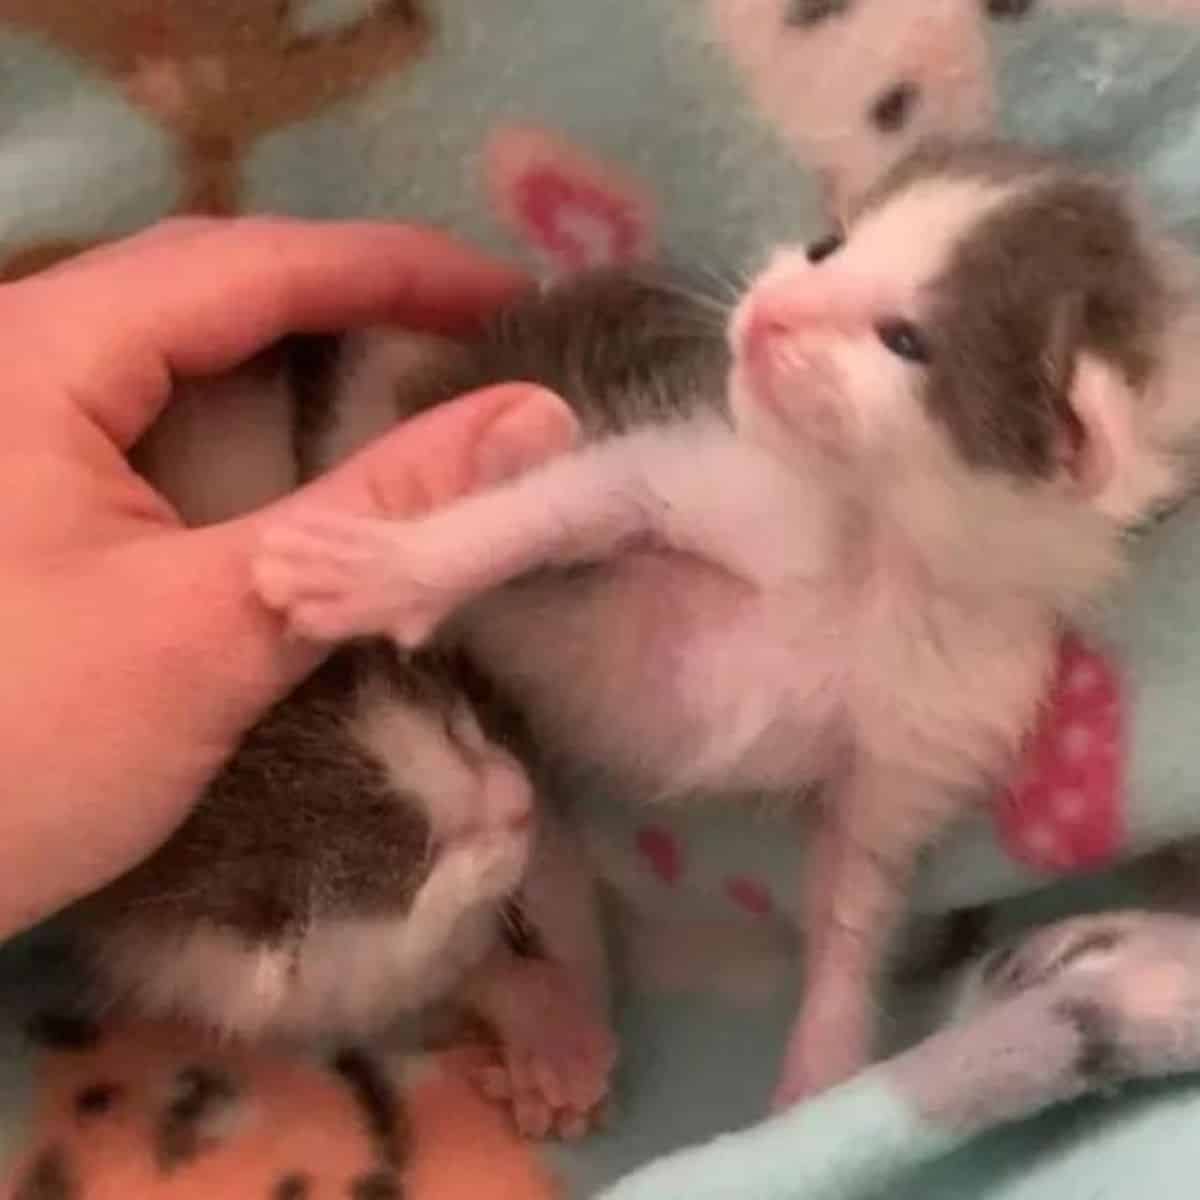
<box><xmin>94</xmin><ymin>840</ymin><xmax>515</xmax><ymax>1039</ymax></box>
<box><xmin>448</xmin><ymin>417</ymin><xmax>1056</xmax><ymax>801</ymax></box>
<box><xmin>351</xmin><ymin>670</ymin><xmax>533</xmax><ymax>839</ymax></box>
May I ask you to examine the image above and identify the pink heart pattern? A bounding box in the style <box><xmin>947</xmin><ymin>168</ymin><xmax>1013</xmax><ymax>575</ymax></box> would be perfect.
<box><xmin>636</xmin><ymin>824</ymin><xmax>685</xmax><ymax>886</ymax></box>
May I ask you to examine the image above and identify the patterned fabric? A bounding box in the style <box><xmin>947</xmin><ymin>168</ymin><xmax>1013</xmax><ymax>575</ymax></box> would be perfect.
<box><xmin>6</xmin><ymin>2</ymin><xmax>1200</xmax><ymax>1197</ymax></box>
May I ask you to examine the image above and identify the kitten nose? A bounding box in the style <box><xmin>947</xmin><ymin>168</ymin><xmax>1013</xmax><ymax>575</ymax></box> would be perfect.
<box><xmin>482</xmin><ymin>757</ymin><xmax>534</xmax><ymax>832</ymax></box>
<box><xmin>739</xmin><ymin>274</ymin><xmax>883</xmax><ymax>354</ymax></box>
<box><xmin>742</xmin><ymin>295</ymin><xmax>859</xmax><ymax>349</ymax></box>
<box><xmin>742</xmin><ymin>305</ymin><xmax>794</xmax><ymax>354</ymax></box>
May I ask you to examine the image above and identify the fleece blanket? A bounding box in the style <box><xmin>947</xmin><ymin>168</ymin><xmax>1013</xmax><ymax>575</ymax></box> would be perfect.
<box><xmin>7</xmin><ymin>2</ymin><xmax>1200</xmax><ymax>1197</ymax></box>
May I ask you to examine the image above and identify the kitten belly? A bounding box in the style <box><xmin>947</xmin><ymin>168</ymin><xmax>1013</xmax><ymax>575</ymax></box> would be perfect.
<box><xmin>461</xmin><ymin>549</ymin><xmax>843</xmax><ymax>797</ymax></box>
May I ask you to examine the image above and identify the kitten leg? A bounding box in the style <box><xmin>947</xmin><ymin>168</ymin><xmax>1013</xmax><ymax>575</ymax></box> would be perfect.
<box><xmin>463</xmin><ymin>945</ymin><xmax>616</xmax><ymax>1140</ymax></box>
<box><xmin>253</xmin><ymin>437</ymin><xmax>660</xmax><ymax>645</ymax></box>
<box><xmin>520</xmin><ymin>808</ymin><xmax>614</xmax><ymax>1024</ymax></box>
<box><xmin>463</xmin><ymin>812</ymin><xmax>616</xmax><ymax>1140</ymax></box>
<box><xmin>773</xmin><ymin>764</ymin><xmax>966</xmax><ymax>1108</ymax></box>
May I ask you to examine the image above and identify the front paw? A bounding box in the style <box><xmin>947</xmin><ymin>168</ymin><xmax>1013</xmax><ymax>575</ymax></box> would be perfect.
<box><xmin>472</xmin><ymin>959</ymin><xmax>617</xmax><ymax>1140</ymax></box>
<box><xmin>253</xmin><ymin>509</ymin><xmax>462</xmax><ymax>646</ymax></box>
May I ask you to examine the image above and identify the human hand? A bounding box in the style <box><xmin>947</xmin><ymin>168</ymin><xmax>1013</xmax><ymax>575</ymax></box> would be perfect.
<box><xmin>0</xmin><ymin>217</ymin><xmax>576</xmax><ymax>940</ymax></box>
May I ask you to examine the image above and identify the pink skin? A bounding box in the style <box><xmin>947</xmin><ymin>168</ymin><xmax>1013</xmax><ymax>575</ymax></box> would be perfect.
<box><xmin>0</xmin><ymin>217</ymin><xmax>577</xmax><ymax>943</ymax></box>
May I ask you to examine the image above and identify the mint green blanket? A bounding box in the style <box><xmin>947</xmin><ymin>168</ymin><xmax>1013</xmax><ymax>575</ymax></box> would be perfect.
<box><xmin>6</xmin><ymin>2</ymin><xmax>1200</xmax><ymax>1196</ymax></box>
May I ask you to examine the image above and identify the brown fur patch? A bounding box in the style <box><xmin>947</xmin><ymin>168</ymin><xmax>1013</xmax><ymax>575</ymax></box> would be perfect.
<box><xmin>923</xmin><ymin>171</ymin><xmax>1166</xmax><ymax>476</ymax></box>
<box><xmin>860</xmin><ymin>138</ymin><xmax>1167</xmax><ymax>477</ymax></box>
<box><xmin>79</xmin><ymin>642</ymin><xmax>440</xmax><ymax>946</ymax></box>
<box><xmin>366</xmin><ymin>267</ymin><xmax>731</xmax><ymax>439</ymax></box>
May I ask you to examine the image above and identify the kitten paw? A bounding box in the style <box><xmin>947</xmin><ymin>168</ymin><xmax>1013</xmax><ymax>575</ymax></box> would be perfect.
<box><xmin>966</xmin><ymin>913</ymin><xmax>1140</xmax><ymax>1007</ymax></box>
<box><xmin>959</xmin><ymin>911</ymin><xmax>1200</xmax><ymax>1084</ymax></box>
<box><xmin>472</xmin><ymin>958</ymin><xmax>617</xmax><ymax>1139</ymax></box>
<box><xmin>253</xmin><ymin>509</ymin><xmax>462</xmax><ymax>646</ymax></box>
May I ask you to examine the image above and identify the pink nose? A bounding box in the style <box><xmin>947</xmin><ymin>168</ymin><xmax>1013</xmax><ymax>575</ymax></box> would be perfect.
<box><xmin>743</xmin><ymin>292</ymin><xmax>865</xmax><ymax>348</ymax></box>
<box><xmin>482</xmin><ymin>757</ymin><xmax>535</xmax><ymax>832</ymax></box>
<box><xmin>739</xmin><ymin>267</ymin><xmax>894</xmax><ymax>357</ymax></box>
<box><xmin>742</xmin><ymin>305</ymin><xmax>793</xmax><ymax>357</ymax></box>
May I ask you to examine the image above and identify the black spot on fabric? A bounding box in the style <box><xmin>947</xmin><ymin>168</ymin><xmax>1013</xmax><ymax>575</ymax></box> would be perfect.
<box><xmin>1055</xmin><ymin>999</ymin><xmax>1124</xmax><ymax>1085</ymax></box>
<box><xmin>870</xmin><ymin>82</ymin><xmax>919</xmax><ymax>134</ymax></box>
<box><xmin>985</xmin><ymin>0</ymin><xmax>1035</xmax><ymax>18</ymax></box>
<box><xmin>13</xmin><ymin>1145</ymin><xmax>76</xmax><ymax>1200</ymax></box>
<box><xmin>155</xmin><ymin>1065</ymin><xmax>242</xmax><ymax>1171</ymax></box>
<box><xmin>332</xmin><ymin>1049</ymin><xmax>407</xmax><ymax>1167</ymax></box>
<box><xmin>274</xmin><ymin>1174</ymin><xmax>312</xmax><ymax>1200</ymax></box>
<box><xmin>24</xmin><ymin>1012</ymin><xmax>101</xmax><ymax>1052</ymax></box>
<box><xmin>75</xmin><ymin>1081</ymin><xmax>123</xmax><ymax>1117</ymax></box>
<box><xmin>784</xmin><ymin>0</ymin><xmax>850</xmax><ymax>26</ymax></box>
<box><xmin>350</xmin><ymin>1169</ymin><xmax>402</xmax><ymax>1200</ymax></box>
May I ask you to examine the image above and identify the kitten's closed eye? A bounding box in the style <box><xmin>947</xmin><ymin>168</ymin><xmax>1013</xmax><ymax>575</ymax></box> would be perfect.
<box><xmin>806</xmin><ymin>234</ymin><xmax>844</xmax><ymax>264</ymax></box>
<box><xmin>875</xmin><ymin>319</ymin><xmax>931</xmax><ymax>364</ymax></box>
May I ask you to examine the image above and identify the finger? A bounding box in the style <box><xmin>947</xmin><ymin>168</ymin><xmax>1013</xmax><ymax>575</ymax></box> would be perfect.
<box><xmin>170</xmin><ymin>383</ymin><xmax>577</xmax><ymax>721</ymax></box>
<box><xmin>23</xmin><ymin>218</ymin><xmax>220</xmax><ymax>280</ymax></box>
<box><xmin>9</xmin><ymin>218</ymin><xmax>527</xmax><ymax>448</ymax></box>
<box><xmin>275</xmin><ymin>382</ymin><xmax>578</xmax><ymax>520</ymax></box>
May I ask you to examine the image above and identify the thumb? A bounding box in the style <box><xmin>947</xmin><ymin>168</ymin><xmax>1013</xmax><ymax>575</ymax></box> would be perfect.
<box><xmin>179</xmin><ymin>382</ymin><xmax>578</xmax><ymax>722</ymax></box>
<box><xmin>280</xmin><ymin>381</ymin><xmax>578</xmax><ymax>520</ymax></box>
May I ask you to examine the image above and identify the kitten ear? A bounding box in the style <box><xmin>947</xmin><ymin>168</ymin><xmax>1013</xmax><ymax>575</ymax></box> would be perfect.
<box><xmin>1044</xmin><ymin>295</ymin><xmax>1120</xmax><ymax>498</ymax></box>
<box><xmin>1062</xmin><ymin>353</ymin><xmax>1126</xmax><ymax>499</ymax></box>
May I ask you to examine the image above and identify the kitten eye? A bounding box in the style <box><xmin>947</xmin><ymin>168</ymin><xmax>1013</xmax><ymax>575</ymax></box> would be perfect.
<box><xmin>875</xmin><ymin>319</ymin><xmax>931</xmax><ymax>364</ymax></box>
<box><xmin>805</xmin><ymin>233</ymin><xmax>844</xmax><ymax>264</ymax></box>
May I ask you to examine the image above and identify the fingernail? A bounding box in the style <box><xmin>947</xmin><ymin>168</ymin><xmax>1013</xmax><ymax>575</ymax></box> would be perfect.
<box><xmin>476</xmin><ymin>387</ymin><xmax>576</xmax><ymax>486</ymax></box>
